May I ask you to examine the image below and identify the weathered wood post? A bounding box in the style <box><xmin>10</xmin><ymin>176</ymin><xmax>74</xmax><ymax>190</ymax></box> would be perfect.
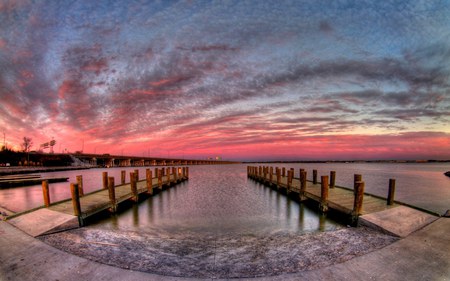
<box><xmin>167</xmin><ymin>167</ymin><xmax>171</xmax><ymax>184</ymax></box>
<box><xmin>354</xmin><ymin>174</ymin><xmax>362</xmax><ymax>194</ymax></box>
<box><xmin>352</xmin><ymin>181</ymin><xmax>365</xmax><ymax>224</ymax></box>
<box><xmin>282</xmin><ymin>167</ymin><xmax>286</xmax><ymax>177</ymax></box>
<box><xmin>330</xmin><ymin>171</ymin><xmax>336</xmax><ymax>188</ymax></box>
<box><xmin>276</xmin><ymin>167</ymin><xmax>281</xmax><ymax>189</ymax></box>
<box><xmin>263</xmin><ymin>166</ymin><xmax>267</xmax><ymax>182</ymax></box>
<box><xmin>387</xmin><ymin>179</ymin><xmax>396</xmax><ymax>205</ymax></box>
<box><xmin>300</xmin><ymin>170</ymin><xmax>307</xmax><ymax>201</ymax></box>
<box><xmin>186</xmin><ymin>167</ymin><xmax>189</xmax><ymax>179</ymax></box>
<box><xmin>70</xmin><ymin>183</ymin><xmax>83</xmax><ymax>226</ymax></box>
<box><xmin>130</xmin><ymin>172</ymin><xmax>138</xmax><ymax>202</ymax></box>
<box><xmin>172</xmin><ymin>167</ymin><xmax>177</xmax><ymax>182</ymax></box>
<box><xmin>178</xmin><ymin>167</ymin><xmax>182</xmax><ymax>180</ymax></box>
<box><xmin>134</xmin><ymin>169</ymin><xmax>139</xmax><ymax>181</ymax></box>
<box><xmin>76</xmin><ymin>175</ymin><xmax>84</xmax><ymax>196</ymax></box>
<box><xmin>42</xmin><ymin>180</ymin><xmax>50</xmax><ymax>207</ymax></box>
<box><xmin>320</xmin><ymin>176</ymin><xmax>329</xmax><ymax>212</ymax></box>
<box><xmin>313</xmin><ymin>169</ymin><xmax>318</xmax><ymax>184</ymax></box>
<box><xmin>287</xmin><ymin>169</ymin><xmax>293</xmax><ymax>194</ymax></box>
<box><xmin>102</xmin><ymin>172</ymin><xmax>108</xmax><ymax>189</ymax></box>
<box><xmin>146</xmin><ymin>169</ymin><xmax>153</xmax><ymax>195</ymax></box>
<box><xmin>107</xmin><ymin>177</ymin><xmax>116</xmax><ymax>213</ymax></box>
<box><xmin>121</xmin><ymin>170</ymin><xmax>126</xmax><ymax>185</ymax></box>
<box><xmin>157</xmin><ymin>168</ymin><xmax>163</xmax><ymax>189</ymax></box>
<box><xmin>166</xmin><ymin>167</ymin><xmax>171</xmax><ymax>185</ymax></box>
<box><xmin>183</xmin><ymin>167</ymin><xmax>186</xmax><ymax>178</ymax></box>
<box><xmin>269</xmin><ymin>167</ymin><xmax>273</xmax><ymax>183</ymax></box>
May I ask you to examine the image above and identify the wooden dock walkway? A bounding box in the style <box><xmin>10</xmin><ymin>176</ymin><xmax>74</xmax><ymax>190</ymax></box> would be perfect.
<box><xmin>48</xmin><ymin>167</ymin><xmax>189</xmax><ymax>226</ymax></box>
<box><xmin>247</xmin><ymin>166</ymin><xmax>398</xmax><ymax>224</ymax></box>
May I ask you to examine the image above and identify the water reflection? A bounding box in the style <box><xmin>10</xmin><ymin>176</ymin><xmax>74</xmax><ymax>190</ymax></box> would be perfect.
<box><xmin>90</xmin><ymin>165</ymin><xmax>340</xmax><ymax>235</ymax></box>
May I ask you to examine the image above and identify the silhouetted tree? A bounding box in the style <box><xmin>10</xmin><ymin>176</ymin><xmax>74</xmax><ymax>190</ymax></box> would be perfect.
<box><xmin>22</xmin><ymin>137</ymin><xmax>33</xmax><ymax>152</ymax></box>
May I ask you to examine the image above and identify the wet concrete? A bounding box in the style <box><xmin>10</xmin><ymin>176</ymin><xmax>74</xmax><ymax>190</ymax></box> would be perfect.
<box><xmin>38</xmin><ymin>225</ymin><xmax>397</xmax><ymax>278</ymax></box>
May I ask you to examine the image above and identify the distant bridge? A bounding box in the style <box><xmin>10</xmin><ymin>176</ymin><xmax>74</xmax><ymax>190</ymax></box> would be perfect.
<box><xmin>71</xmin><ymin>153</ymin><xmax>239</xmax><ymax>167</ymax></box>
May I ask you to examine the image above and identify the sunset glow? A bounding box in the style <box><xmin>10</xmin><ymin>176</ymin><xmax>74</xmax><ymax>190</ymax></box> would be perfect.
<box><xmin>1</xmin><ymin>1</ymin><xmax>449</xmax><ymax>161</ymax></box>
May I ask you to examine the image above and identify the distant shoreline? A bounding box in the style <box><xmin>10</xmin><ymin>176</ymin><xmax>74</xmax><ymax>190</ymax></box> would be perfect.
<box><xmin>244</xmin><ymin>160</ymin><xmax>450</xmax><ymax>164</ymax></box>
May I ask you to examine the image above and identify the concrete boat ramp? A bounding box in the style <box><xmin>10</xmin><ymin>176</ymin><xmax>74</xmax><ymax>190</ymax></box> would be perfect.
<box><xmin>1</xmin><ymin>208</ymin><xmax>448</xmax><ymax>281</ymax></box>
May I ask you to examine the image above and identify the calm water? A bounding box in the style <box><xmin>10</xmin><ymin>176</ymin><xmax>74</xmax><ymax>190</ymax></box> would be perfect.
<box><xmin>0</xmin><ymin>163</ymin><xmax>449</xmax><ymax>234</ymax></box>
<box><xmin>91</xmin><ymin>165</ymin><xmax>337</xmax><ymax>235</ymax></box>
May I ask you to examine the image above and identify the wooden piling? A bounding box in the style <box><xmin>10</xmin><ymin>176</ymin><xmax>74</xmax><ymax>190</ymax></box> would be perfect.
<box><xmin>102</xmin><ymin>172</ymin><xmax>108</xmax><ymax>189</ymax></box>
<box><xmin>42</xmin><ymin>180</ymin><xmax>50</xmax><ymax>207</ymax></box>
<box><xmin>276</xmin><ymin>167</ymin><xmax>281</xmax><ymax>189</ymax></box>
<box><xmin>353</xmin><ymin>181</ymin><xmax>365</xmax><ymax>217</ymax></box>
<box><xmin>320</xmin><ymin>176</ymin><xmax>329</xmax><ymax>212</ymax></box>
<box><xmin>269</xmin><ymin>167</ymin><xmax>273</xmax><ymax>182</ymax></box>
<box><xmin>76</xmin><ymin>175</ymin><xmax>84</xmax><ymax>196</ymax></box>
<box><xmin>146</xmin><ymin>169</ymin><xmax>153</xmax><ymax>195</ymax></box>
<box><xmin>166</xmin><ymin>168</ymin><xmax>171</xmax><ymax>185</ymax></box>
<box><xmin>300</xmin><ymin>170</ymin><xmax>307</xmax><ymax>201</ymax></box>
<box><xmin>186</xmin><ymin>167</ymin><xmax>189</xmax><ymax>179</ymax></box>
<box><xmin>282</xmin><ymin>167</ymin><xmax>286</xmax><ymax>177</ymax></box>
<box><xmin>107</xmin><ymin>177</ymin><xmax>116</xmax><ymax>213</ymax></box>
<box><xmin>172</xmin><ymin>167</ymin><xmax>177</xmax><ymax>182</ymax></box>
<box><xmin>121</xmin><ymin>170</ymin><xmax>126</xmax><ymax>185</ymax></box>
<box><xmin>330</xmin><ymin>171</ymin><xmax>336</xmax><ymax>188</ymax></box>
<box><xmin>387</xmin><ymin>179</ymin><xmax>396</xmax><ymax>205</ymax></box>
<box><xmin>130</xmin><ymin>172</ymin><xmax>138</xmax><ymax>202</ymax></box>
<box><xmin>70</xmin><ymin>183</ymin><xmax>82</xmax><ymax>218</ymax></box>
<box><xmin>287</xmin><ymin>169</ymin><xmax>293</xmax><ymax>193</ymax></box>
<box><xmin>313</xmin><ymin>169</ymin><xmax>318</xmax><ymax>184</ymax></box>
<box><xmin>157</xmin><ymin>168</ymin><xmax>163</xmax><ymax>189</ymax></box>
<box><xmin>134</xmin><ymin>169</ymin><xmax>139</xmax><ymax>181</ymax></box>
<box><xmin>353</xmin><ymin>174</ymin><xmax>362</xmax><ymax>196</ymax></box>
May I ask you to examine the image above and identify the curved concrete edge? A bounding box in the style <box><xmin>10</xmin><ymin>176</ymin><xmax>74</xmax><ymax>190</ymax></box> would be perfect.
<box><xmin>1</xmin><ymin>218</ymin><xmax>450</xmax><ymax>281</ymax></box>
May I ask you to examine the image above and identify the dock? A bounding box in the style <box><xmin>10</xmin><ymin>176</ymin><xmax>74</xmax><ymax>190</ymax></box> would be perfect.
<box><xmin>0</xmin><ymin>174</ymin><xmax>69</xmax><ymax>188</ymax></box>
<box><xmin>6</xmin><ymin>167</ymin><xmax>189</xmax><ymax>236</ymax></box>
<box><xmin>247</xmin><ymin>166</ymin><xmax>400</xmax><ymax>224</ymax></box>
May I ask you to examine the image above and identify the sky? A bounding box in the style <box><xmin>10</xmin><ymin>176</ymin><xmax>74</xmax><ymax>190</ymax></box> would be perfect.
<box><xmin>1</xmin><ymin>0</ymin><xmax>450</xmax><ymax>161</ymax></box>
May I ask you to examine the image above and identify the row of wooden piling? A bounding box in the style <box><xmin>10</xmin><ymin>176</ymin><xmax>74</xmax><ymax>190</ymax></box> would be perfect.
<box><xmin>247</xmin><ymin>166</ymin><xmax>396</xmax><ymax>223</ymax></box>
<box><xmin>41</xmin><ymin>167</ymin><xmax>189</xmax><ymax>224</ymax></box>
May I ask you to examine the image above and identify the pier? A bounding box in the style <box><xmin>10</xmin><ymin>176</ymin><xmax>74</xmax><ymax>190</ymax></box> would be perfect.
<box><xmin>248</xmin><ymin>165</ymin><xmax>400</xmax><ymax>224</ymax></box>
<box><xmin>6</xmin><ymin>167</ymin><xmax>189</xmax><ymax>236</ymax></box>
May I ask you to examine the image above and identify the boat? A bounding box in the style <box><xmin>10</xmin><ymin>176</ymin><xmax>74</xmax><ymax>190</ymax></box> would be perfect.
<box><xmin>445</xmin><ymin>171</ymin><xmax>450</xmax><ymax>177</ymax></box>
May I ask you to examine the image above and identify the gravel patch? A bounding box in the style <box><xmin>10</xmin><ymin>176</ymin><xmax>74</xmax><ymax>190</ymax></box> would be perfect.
<box><xmin>39</xmin><ymin>226</ymin><xmax>398</xmax><ymax>278</ymax></box>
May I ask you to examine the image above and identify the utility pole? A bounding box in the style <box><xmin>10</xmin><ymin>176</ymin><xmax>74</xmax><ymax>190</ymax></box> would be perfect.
<box><xmin>2</xmin><ymin>131</ymin><xmax>5</xmax><ymax>150</ymax></box>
